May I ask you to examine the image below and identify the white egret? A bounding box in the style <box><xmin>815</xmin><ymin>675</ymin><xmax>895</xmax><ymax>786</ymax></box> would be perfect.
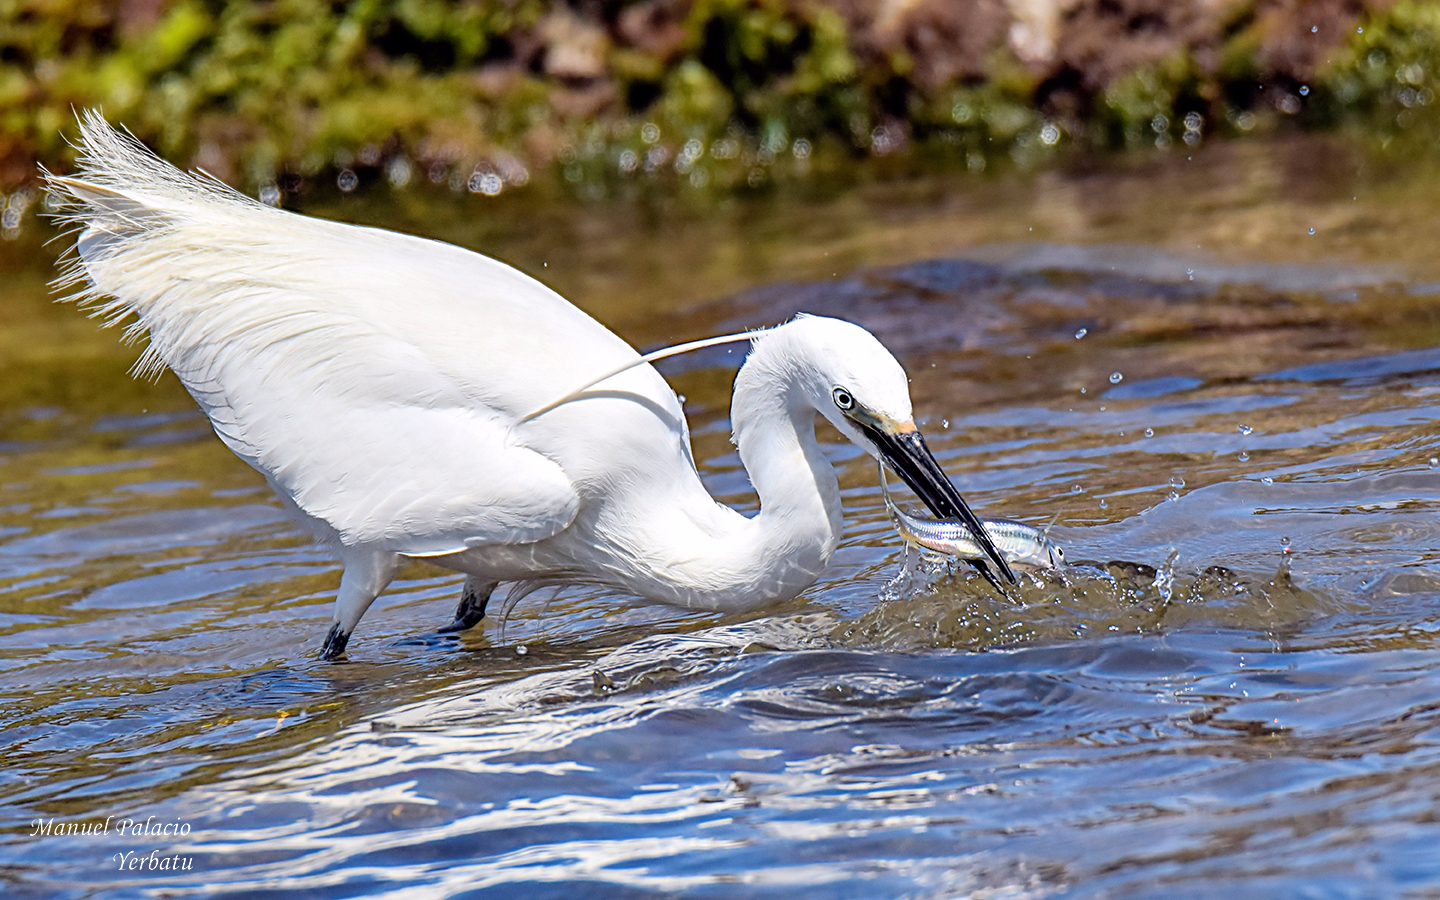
<box><xmin>47</xmin><ymin>112</ymin><xmax>1015</xmax><ymax>660</ymax></box>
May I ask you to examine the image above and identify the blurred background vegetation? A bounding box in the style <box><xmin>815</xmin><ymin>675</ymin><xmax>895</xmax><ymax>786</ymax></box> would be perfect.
<box><xmin>2</xmin><ymin>0</ymin><xmax>1440</xmax><ymax>205</ymax></box>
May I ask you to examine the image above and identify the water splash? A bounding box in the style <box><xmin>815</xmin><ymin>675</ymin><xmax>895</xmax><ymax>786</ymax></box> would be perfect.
<box><xmin>842</xmin><ymin>553</ymin><xmax>1333</xmax><ymax>653</ymax></box>
<box><xmin>1154</xmin><ymin>548</ymin><xmax>1179</xmax><ymax>604</ymax></box>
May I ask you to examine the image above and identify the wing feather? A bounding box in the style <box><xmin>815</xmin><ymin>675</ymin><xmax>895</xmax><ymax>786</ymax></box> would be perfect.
<box><xmin>44</xmin><ymin>112</ymin><xmax>626</xmax><ymax>552</ymax></box>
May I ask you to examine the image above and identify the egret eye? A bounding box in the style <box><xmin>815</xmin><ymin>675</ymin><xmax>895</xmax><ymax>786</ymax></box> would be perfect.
<box><xmin>833</xmin><ymin>387</ymin><xmax>854</xmax><ymax>410</ymax></box>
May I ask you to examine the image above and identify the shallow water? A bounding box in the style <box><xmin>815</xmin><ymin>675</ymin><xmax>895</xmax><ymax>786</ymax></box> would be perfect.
<box><xmin>5</xmin><ymin>136</ymin><xmax>1440</xmax><ymax>897</ymax></box>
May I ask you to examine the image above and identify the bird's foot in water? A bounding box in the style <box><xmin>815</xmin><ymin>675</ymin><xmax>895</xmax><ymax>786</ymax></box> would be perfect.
<box><xmin>438</xmin><ymin>579</ymin><xmax>492</xmax><ymax>634</ymax></box>
<box><xmin>319</xmin><ymin>623</ymin><xmax>350</xmax><ymax>661</ymax></box>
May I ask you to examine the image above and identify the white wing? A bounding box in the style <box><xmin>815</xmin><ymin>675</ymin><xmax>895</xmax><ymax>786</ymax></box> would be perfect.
<box><xmin>47</xmin><ymin>114</ymin><xmax>678</xmax><ymax>554</ymax></box>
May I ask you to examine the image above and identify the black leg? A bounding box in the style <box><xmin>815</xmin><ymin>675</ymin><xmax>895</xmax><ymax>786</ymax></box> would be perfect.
<box><xmin>320</xmin><ymin>622</ymin><xmax>350</xmax><ymax>661</ymax></box>
<box><xmin>438</xmin><ymin>578</ymin><xmax>494</xmax><ymax>634</ymax></box>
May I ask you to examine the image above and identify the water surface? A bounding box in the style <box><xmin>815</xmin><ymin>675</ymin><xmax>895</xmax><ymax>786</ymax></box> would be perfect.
<box><xmin>4</xmin><ymin>136</ymin><xmax>1440</xmax><ymax>897</ymax></box>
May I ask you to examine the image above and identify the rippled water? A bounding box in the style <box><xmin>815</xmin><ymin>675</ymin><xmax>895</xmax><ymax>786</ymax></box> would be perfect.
<box><xmin>5</xmin><ymin>137</ymin><xmax>1440</xmax><ymax>897</ymax></box>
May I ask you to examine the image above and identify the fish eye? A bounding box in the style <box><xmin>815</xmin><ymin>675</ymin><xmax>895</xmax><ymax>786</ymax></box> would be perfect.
<box><xmin>832</xmin><ymin>387</ymin><xmax>854</xmax><ymax>410</ymax></box>
<box><xmin>1055</xmin><ymin>546</ymin><xmax>1065</xmax><ymax>561</ymax></box>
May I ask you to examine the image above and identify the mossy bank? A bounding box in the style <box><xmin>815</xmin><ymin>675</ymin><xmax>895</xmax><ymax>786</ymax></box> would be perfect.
<box><xmin>4</xmin><ymin>0</ymin><xmax>1440</xmax><ymax>205</ymax></box>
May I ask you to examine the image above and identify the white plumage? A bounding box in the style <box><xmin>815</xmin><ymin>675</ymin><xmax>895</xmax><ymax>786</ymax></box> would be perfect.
<box><xmin>48</xmin><ymin>112</ymin><xmax>1012</xmax><ymax>659</ymax></box>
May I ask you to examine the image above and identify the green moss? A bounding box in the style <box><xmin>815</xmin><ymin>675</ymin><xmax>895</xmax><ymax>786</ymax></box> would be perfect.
<box><xmin>1</xmin><ymin>0</ymin><xmax>1439</xmax><ymax>206</ymax></box>
<box><xmin>1313</xmin><ymin>1</ymin><xmax>1440</xmax><ymax>145</ymax></box>
<box><xmin>658</xmin><ymin>58</ymin><xmax>734</xmax><ymax>133</ymax></box>
<box><xmin>1095</xmin><ymin>55</ymin><xmax>1201</xmax><ymax>148</ymax></box>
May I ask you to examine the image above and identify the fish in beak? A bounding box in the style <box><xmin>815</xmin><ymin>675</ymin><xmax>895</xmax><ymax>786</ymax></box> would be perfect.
<box><xmin>850</xmin><ymin>416</ymin><xmax>1019</xmax><ymax>588</ymax></box>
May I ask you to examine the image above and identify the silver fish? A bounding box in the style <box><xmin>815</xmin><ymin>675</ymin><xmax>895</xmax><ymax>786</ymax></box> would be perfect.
<box><xmin>878</xmin><ymin>464</ymin><xmax>1065</xmax><ymax>570</ymax></box>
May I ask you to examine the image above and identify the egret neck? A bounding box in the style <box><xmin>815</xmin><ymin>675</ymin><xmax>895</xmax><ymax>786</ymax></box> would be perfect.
<box><xmin>723</xmin><ymin>341</ymin><xmax>846</xmax><ymax>601</ymax></box>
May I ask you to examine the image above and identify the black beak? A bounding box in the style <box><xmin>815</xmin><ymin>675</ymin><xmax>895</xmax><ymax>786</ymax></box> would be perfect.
<box><xmin>860</xmin><ymin>423</ymin><xmax>1018</xmax><ymax>586</ymax></box>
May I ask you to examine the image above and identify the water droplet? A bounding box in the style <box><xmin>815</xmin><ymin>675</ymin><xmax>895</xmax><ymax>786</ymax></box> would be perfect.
<box><xmin>516</xmin><ymin>644</ymin><xmax>529</xmax><ymax>657</ymax></box>
<box><xmin>1238</xmin><ymin>424</ymin><xmax>1253</xmax><ymax>435</ymax></box>
<box><xmin>1168</xmin><ymin>490</ymin><xmax>1180</xmax><ymax>502</ymax></box>
<box><xmin>1098</xmin><ymin>499</ymin><xmax>1108</xmax><ymax>509</ymax></box>
<box><xmin>1075</xmin><ymin>327</ymin><xmax>1088</xmax><ymax>340</ymax></box>
<box><xmin>1262</xmin><ymin>476</ymin><xmax>1274</xmax><ymax>485</ymax></box>
<box><xmin>1072</xmin><ymin>484</ymin><xmax>1083</xmax><ymax>494</ymax></box>
<box><xmin>941</xmin><ymin>419</ymin><xmax>950</xmax><ymax>429</ymax></box>
<box><xmin>1144</xmin><ymin>427</ymin><xmax>1154</xmax><ymax>437</ymax></box>
<box><xmin>1099</xmin><ymin>406</ymin><xmax>1106</xmax><ymax>411</ymax></box>
<box><xmin>386</xmin><ymin>156</ymin><xmax>413</xmax><ymax>188</ymax></box>
<box><xmin>1311</xmin><ymin>25</ymin><xmax>1318</xmax><ymax>33</ymax></box>
<box><xmin>1358</xmin><ymin>26</ymin><xmax>1364</xmax><ymax>33</ymax></box>
<box><xmin>1169</xmin><ymin>475</ymin><xmax>1186</xmax><ymax>489</ymax></box>
<box><xmin>337</xmin><ymin>169</ymin><xmax>358</xmax><ymax>192</ymax></box>
<box><xmin>258</xmin><ymin>184</ymin><xmax>281</xmax><ymax>206</ymax></box>
<box><xmin>1299</xmin><ymin>85</ymin><xmax>1310</xmax><ymax>96</ymax></box>
<box><xmin>1110</xmin><ymin>372</ymin><xmax>1123</xmax><ymax>384</ymax></box>
<box><xmin>1238</xmin><ymin>451</ymin><xmax>1250</xmax><ymax>462</ymax></box>
<box><xmin>1431</xmin><ymin>457</ymin><xmax>1438</xmax><ymax>467</ymax></box>
<box><xmin>1186</xmin><ymin>268</ymin><xmax>1194</xmax><ymax>281</ymax></box>
<box><xmin>1307</xmin><ymin>227</ymin><xmax>1315</xmax><ymax>235</ymax></box>
<box><xmin>1280</xmin><ymin>535</ymin><xmax>1292</xmax><ymax>554</ymax></box>
<box><xmin>1079</xmin><ymin>387</ymin><xmax>1087</xmax><ymax>394</ymax></box>
<box><xmin>677</xmin><ymin>394</ymin><xmax>686</xmax><ymax>404</ymax></box>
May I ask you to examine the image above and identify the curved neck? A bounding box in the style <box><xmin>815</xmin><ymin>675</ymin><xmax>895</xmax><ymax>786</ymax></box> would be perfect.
<box><xmin>598</xmin><ymin>350</ymin><xmax>844</xmax><ymax>611</ymax></box>
<box><xmin>734</xmin><ymin>379</ymin><xmax>841</xmax><ymax>528</ymax></box>
<box><xmin>725</xmin><ymin>358</ymin><xmax>844</xmax><ymax>597</ymax></box>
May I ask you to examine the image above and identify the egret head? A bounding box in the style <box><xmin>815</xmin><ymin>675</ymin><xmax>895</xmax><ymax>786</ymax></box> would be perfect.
<box><xmin>751</xmin><ymin>315</ymin><xmax>1018</xmax><ymax>586</ymax></box>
